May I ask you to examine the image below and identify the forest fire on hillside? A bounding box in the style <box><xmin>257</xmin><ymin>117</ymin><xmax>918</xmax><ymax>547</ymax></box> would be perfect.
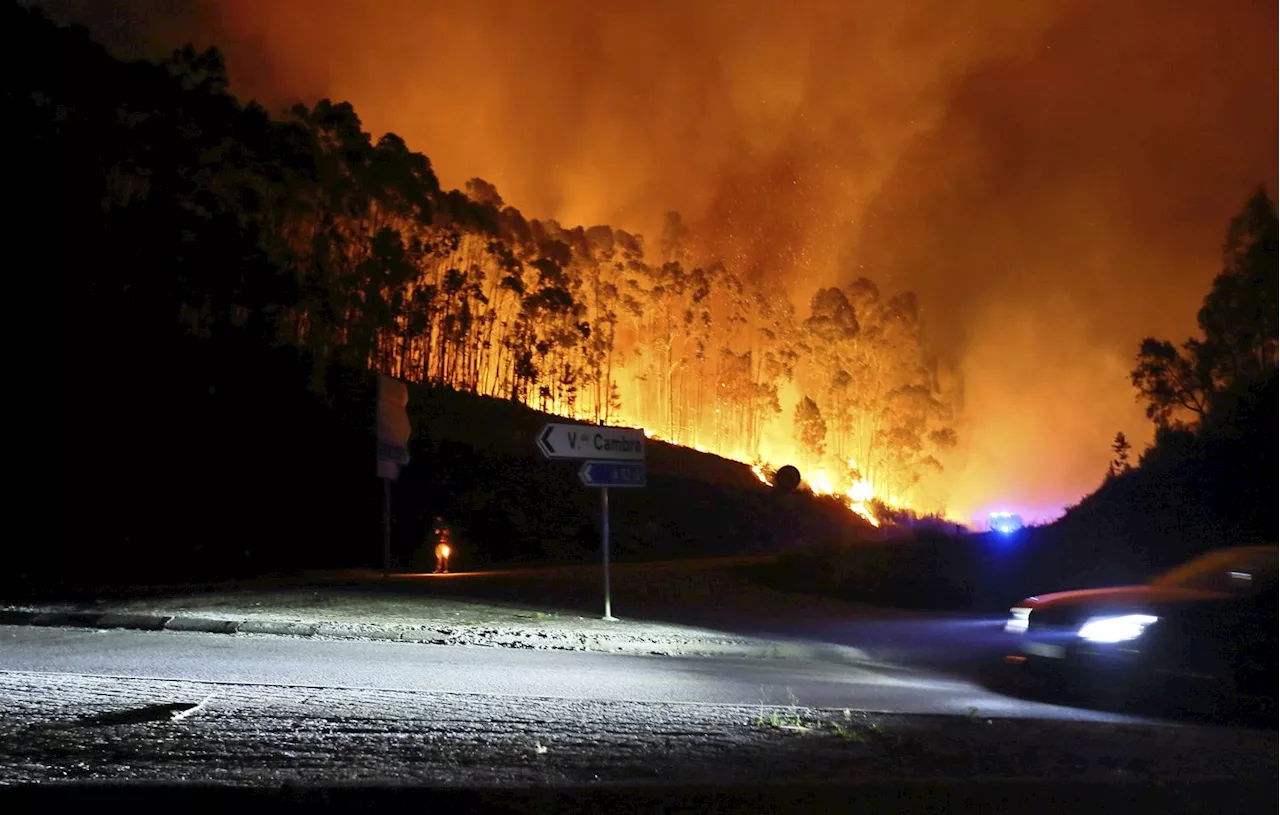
<box><xmin>46</xmin><ymin>0</ymin><xmax>1277</xmax><ymax>529</ymax></box>
<box><xmin>635</xmin><ymin>426</ymin><xmax>884</xmax><ymax>528</ymax></box>
<box><xmin>328</xmin><ymin>207</ymin><xmax>958</xmax><ymax>525</ymax></box>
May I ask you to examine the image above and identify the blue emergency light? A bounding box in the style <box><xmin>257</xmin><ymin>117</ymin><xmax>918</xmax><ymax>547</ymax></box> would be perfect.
<box><xmin>988</xmin><ymin>511</ymin><xmax>1024</xmax><ymax>535</ymax></box>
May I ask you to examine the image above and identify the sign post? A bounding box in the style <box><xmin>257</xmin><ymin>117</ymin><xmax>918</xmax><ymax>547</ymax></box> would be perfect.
<box><xmin>538</xmin><ymin>423</ymin><xmax>646</xmax><ymax>620</ymax></box>
<box><xmin>601</xmin><ymin>485</ymin><xmax>612</xmax><ymax>621</ymax></box>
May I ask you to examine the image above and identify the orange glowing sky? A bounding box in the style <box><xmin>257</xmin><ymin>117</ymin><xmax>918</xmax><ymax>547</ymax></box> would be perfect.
<box><xmin>46</xmin><ymin>0</ymin><xmax>1278</xmax><ymax>524</ymax></box>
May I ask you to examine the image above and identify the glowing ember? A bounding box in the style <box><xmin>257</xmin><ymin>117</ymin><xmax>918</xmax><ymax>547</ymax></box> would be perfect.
<box><xmin>807</xmin><ymin>469</ymin><xmax>836</xmax><ymax>495</ymax></box>
<box><xmin>790</xmin><ymin>465</ymin><xmax>882</xmax><ymax>528</ymax></box>
<box><xmin>841</xmin><ymin>462</ymin><xmax>881</xmax><ymax>527</ymax></box>
<box><xmin>845</xmin><ymin>493</ymin><xmax>881</xmax><ymax>528</ymax></box>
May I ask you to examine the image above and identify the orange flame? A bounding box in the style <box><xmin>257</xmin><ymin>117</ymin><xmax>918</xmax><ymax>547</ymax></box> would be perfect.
<box><xmin>800</xmin><ymin>466</ymin><xmax>882</xmax><ymax>528</ymax></box>
<box><xmin>633</xmin><ymin>426</ymin><xmax>885</xmax><ymax>527</ymax></box>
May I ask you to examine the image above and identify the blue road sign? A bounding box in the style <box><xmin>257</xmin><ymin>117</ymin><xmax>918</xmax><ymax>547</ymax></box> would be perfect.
<box><xmin>579</xmin><ymin>460</ymin><xmax>646</xmax><ymax>488</ymax></box>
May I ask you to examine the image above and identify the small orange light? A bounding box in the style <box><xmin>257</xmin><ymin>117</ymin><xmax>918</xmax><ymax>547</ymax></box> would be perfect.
<box><xmin>440</xmin><ymin>545</ymin><xmax>451</xmax><ymax>558</ymax></box>
<box><xmin>1004</xmin><ymin>655</ymin><xmax>1028</xmax><ymax>665</ymax></box>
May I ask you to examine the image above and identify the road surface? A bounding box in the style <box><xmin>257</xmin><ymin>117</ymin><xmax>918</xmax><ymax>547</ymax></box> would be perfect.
<box><xmin>3</xmin><ymin>623</ymin><xmax>1276</xmax><ymax>797</ymax></box>
<box><xmin>1</xmin><ymin>625</ymin><xmax>1123</xmax><ymax>719</ymax></box>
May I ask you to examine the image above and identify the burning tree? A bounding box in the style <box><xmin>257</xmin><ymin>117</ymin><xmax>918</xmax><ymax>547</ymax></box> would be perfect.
<box><xmin>48</xmin><ymin>14</ymin><xmax>962</xmax><ymax>516</ymax></box>
<box><xmin>794</xmin><ymin>396</ymin><xmax>828</xmax><ymax>459</ymax></box>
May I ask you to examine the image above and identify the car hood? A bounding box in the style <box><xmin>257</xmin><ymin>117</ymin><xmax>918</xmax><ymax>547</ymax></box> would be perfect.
<box><xmin>1019</xmin><ymin>584</ymin><xmax>1227</xmax><ymax>612</ymax></box>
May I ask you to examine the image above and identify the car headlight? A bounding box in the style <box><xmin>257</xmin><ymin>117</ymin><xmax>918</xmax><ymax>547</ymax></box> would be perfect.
<box><xmin>1005</xmin><ymin>607</ymin><xmax>1031</xmax><ymax>634</ymax></box>
<box><xmin>1077</xmin><ymin>614</ymin><xmax>1158</xmax><ymax>643</ymax></box>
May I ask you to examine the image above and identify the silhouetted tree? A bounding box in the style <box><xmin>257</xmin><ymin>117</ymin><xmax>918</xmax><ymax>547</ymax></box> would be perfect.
<box><xmin>1133</xmin><ymin>188</ymin><xmax>1278</xmax><ymax>427</ymax></box>
<box><xmin>1109</xmin><ymin>431</ymin><xmax>1132</xmax><ymax>476</ymax></box>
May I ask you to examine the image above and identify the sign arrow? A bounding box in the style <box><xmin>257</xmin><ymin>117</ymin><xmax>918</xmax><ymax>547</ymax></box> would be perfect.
<box><xmin>539</xmin><ymin>425</ymin><xmax>557</xmax><ymax>456</ymax></box>
<box><xmin>579</xmin><ymin>460</ymin><xmax>646</xmax><ymax>488</ymax></box>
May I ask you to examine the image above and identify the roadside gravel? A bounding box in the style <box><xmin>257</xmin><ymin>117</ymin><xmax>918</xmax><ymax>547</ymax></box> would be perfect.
<box><xmin>1</xmin><ymin>670</ymin><xmax>1273</xmax><ymax>787</ymax></box>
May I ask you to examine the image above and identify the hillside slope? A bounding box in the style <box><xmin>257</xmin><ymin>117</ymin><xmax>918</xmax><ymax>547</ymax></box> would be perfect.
<box><xmin>40</xmin><ymin>344</ymin><xmax>873</xmax><ymax>596</ymax></box>
<box><xmin>395</xmin><ymin>381</ymin><xmax>873</xmax><ymax>569</ymax></box>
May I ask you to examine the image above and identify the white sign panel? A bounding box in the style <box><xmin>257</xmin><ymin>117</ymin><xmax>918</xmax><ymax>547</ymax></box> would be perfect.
<box><xmin>537</xmin><ymin>423</ymin><xmax>645</xmax><ymax>461</ymax></box>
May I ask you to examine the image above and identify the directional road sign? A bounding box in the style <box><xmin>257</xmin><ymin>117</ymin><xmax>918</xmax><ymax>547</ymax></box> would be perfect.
<box><xmin>537</xmin><ymin>423</ymin><xmax>645</xmax><ymax>461</ymax></box>
<box><xmin>536</xmin><ymin>423</ymin><xmax>647</xmax><ymax>624</ymax></box>
<box><xmin>579</xmin><ymin>460</ymin><xmax>646</xmax><ymax>488</ymax></box>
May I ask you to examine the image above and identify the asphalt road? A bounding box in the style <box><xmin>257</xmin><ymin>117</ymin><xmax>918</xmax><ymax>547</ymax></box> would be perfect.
<box><xmin>5</xmin><ymin>621</ymin><xmax>1276</xmax><ymax>805</ymax></box>
<box><xmin>0</xmin><ymin>625</ymin><xmax>1135</xmax><ymax>721</ymax></box>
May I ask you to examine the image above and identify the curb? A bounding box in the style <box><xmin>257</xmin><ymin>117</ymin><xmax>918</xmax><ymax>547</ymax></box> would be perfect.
<box><xmin>1</xmin><ymin>611</ymin><xmax>875</xmax><ymax>666</ymax></box>
<box><xmin>164</xmin><ymin>616</ymin><xmax>241</xmax><ymax>634</ymax></box>
<box><xmin>97</xmin><ymin>613</ymin><xmax>173</xmax><ymax>631</ymax></box>
<box><xmin>3</xmin><ymin>611</ymin><xmax>226</xmax><ymax>635</ymax></box>
<box><xmin>0</xmin><ymin>611</ymin><xmax>37</xmax><ymax>626</ymax></box>
<box><xmin>237</xmin><ymin>621</ymin><xmax>319</xmax><ymax>637</ymax></box>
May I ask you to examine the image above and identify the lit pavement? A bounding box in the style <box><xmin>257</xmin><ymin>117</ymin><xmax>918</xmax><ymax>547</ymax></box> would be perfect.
<box><xmin>1</xmin><ymin>625</ymin><xmax>1276</xmax><ymax>792</ymax></box>
<box><xmin>3</xmin><ymin>559</ymin><xmax>1275</xmax><ymax>790</ymax></box>
<box><xmin>0</xmin><ymin>625</ymin><xmax>1119</xmax><ymax>719</ymax></box>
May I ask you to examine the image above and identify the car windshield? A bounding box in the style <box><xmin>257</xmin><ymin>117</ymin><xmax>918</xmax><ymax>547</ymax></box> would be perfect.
<box><xmin>1150</xmin><ymin>547</ymin><xmax>1278</xmax><ymax>592</ymax></box>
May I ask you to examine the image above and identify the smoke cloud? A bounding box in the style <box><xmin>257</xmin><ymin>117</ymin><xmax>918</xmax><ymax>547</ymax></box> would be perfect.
<box><xmin>44</xmin><ymin>0</ymin><xmax>1278</xmax><ymax>523</ymax></box>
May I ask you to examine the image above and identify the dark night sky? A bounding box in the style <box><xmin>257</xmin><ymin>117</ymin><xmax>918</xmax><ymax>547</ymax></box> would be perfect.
<box><xmin>39</xmin><ymin>0</ymin><xmax>1278</xmax><ymax>521</ymax></box>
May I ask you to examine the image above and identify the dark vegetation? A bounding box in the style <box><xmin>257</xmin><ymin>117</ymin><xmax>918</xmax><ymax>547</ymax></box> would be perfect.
<box><xmin>397</xmin><ymin>384</ymin><xmax>867</xmax><ymax>573</ymax></box>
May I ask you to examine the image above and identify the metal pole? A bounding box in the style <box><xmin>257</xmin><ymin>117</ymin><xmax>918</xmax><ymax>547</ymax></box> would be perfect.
<box><xmin>602</xmin><ymin>485</ymin><xmax>616</xmax><ymax>620</ymax></box>
<box><xmin>382</xmin><ymin>477</ymin><xmax>392</xmax><ymax>578</ymax></box>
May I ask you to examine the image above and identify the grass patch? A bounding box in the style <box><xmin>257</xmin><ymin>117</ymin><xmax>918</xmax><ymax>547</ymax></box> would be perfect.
<box><xmin>826</xmin><ymin>709</ymin><xmax>865</xmax><ymax>741</ymax></box>
<box><xmin>753</xmin><ymin>689</ymin><xmax>810</xmax><ymax>732</ymax></box>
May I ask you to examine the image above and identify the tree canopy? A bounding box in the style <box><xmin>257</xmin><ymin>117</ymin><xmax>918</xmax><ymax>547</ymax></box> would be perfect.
<box><xmin>20</xmin><ymin>1</ymin><xmax>957</xmax><ymax>510</ymax></box>
<box><xmin>1131</xmin><ymin>188</ymin><xmax>1278</xmax><ymax>428</ymax></box>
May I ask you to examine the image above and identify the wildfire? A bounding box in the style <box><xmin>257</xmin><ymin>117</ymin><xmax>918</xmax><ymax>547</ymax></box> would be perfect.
<box><xmin>801</xmin><ymin>466</ymin><xmax>882</xmax><ymax>528</ymax></box>
<box><xmin>842</xmin><ymin>466</ymin><xmax>882</xmax><ymax>529</ymax></box>
<box><xmin>845</xmin><ymin>490</ymin><xmax>881</xmax><ymax>528</ymax></box>
<box><xmin>629</xmin><ymin>423</ymin><xmax>885</xmax><ymax>528</ymax></box>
